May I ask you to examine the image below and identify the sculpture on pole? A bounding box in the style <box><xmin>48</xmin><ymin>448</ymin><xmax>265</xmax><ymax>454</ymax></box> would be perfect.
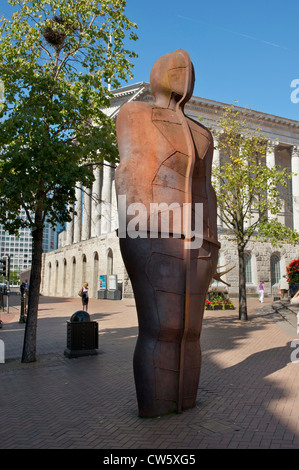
<box><xmin>115</xmin><ymin>50</ymin><xmax>220</xmax><ymax>417</ymax></box>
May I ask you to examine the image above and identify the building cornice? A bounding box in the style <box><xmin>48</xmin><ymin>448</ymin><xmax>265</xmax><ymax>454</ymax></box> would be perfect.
<box><xmin>111</xmin><ymin>82</ymin><xmax>299</xmax><ymax>133</ymax></box>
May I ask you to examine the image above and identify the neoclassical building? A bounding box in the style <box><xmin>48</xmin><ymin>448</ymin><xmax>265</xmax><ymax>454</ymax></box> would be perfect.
<box><xmin>40</xmin><ymin>82</ymin><xmax>299</xmax><ymax>299</ymax></box>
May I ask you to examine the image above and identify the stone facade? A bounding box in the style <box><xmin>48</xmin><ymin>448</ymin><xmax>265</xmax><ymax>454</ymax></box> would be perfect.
<box><xmin>216</xmin><ymin>235</ymin><xmax>298</xmax><ymax>297</ymax></box>
<box><xmin>41</xmin><ymin>231</ymin><xmax>133</xmax><ymax>299</ymax></box>
<box><xmin>40</xmin><ymin>82</ymin><xmax>299</xmax><ymax>299</ymax></box>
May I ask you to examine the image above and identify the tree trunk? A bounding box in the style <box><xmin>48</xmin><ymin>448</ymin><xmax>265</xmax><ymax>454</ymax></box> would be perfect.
<box><xmin>238</xmin><ymin>246</ymin><xmax>248</xmax><ymax>321</ymax></box>
<box><xmin>21</xmin><ymin>223</ymin><xmax>44</xmax><ymax>363</ymax></box>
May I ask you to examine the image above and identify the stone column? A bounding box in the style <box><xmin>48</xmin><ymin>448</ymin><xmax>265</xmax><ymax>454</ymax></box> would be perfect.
<box><xmin>212</xmin><ymin>135</ymin><xmax>221</xmax><ymax>169</ymax></box>
<box><xmin>82</xmin><ymin>187</ymin><xmax>91</xmax><ymax>241</ymax></box>
<box><xmin>291</xmin><ymin>146</ymin><xmax>299</xmax><ymax>232</ymax></box>
<box><xmin>266</xmin><ymin>141</ymin><xmax>276</xmax><ymax>168</ymax></box>
<box><xmin>73</xmin><ymin>183</ymin><xmax>82</xmax><ymax>243</ymax></box>
<box><xmin>91</xmin><ymin>167</ymin><xmax>101</xmax><ymax>237</ymax></box>
<box><xmin>212</xmin><ymin>134</ymin><xmax>222</xmax><ymax>228</ymax></box>
<box><xmin>266</xmin><ymin>142</ymin><xmax>276</xmax><ymax>219</ymax></box>
<box><xmin>101</xmin><ymin>161</ymin><xmax>112</xmax><ymax>234</ymax></box>
<box><xmin>66</xmin><ymin>205</ymin><xmax>74</xmax><ymax>245</ymax></box>
<box><xmin>110</xmin><ymin>176</ymin><xmax>118</xmax><ymax>232</ymax></box>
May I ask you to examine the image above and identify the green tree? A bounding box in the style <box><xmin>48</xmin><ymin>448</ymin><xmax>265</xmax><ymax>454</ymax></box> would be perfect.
<box><xmin>0</xmin><ymin>0</ymin><xmax>137</xmax><ymax>362</ymax></box>
<box><xmin>213</xmin><ymin>103</ymin><xmax>299</xmax><ymax>321</ymax></box>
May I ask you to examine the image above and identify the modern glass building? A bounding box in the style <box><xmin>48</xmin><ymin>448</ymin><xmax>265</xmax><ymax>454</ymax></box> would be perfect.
<box><xmin>0</xmin><ymin>209</ymin><xmax>58</xmax><ymax>278</ymax></box>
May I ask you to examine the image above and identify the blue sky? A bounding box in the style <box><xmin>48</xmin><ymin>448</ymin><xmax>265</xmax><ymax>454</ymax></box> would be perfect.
<box><xmin>123</xmin><ymin>0</ymin><xmax>299</xmax><ymax>121</ymax></box>
<box><xmin>1</xmin><ymin>0</ymin><xmax>299</xmax><ymax>121</ymax></box>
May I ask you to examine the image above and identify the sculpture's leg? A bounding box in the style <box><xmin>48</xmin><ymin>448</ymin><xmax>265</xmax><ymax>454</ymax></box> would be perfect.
<box><xmin>120</xmin><ymin>236</ymin><xmax>185</xmax><ymax>417</ymax></box>
<box><xmin>120</xmin><ymin>236</ymin><xmax>218</xmax><ymax>417</ymax></box>
<box><xmin>180</xmin><ymin>241</ymin><xmax>219</xmax><ymax>410</ymax></box>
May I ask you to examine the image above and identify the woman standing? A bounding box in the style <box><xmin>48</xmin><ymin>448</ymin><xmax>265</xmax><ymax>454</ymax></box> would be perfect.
<box><xmin>79</xmin><ymin>282</ymin><xmax>89</xmax><ymax>311</ymax></box>
<box><xmin>259</xmin><ymin>281</ymin><xmax>265</xmax><ymax>303</ymax></box>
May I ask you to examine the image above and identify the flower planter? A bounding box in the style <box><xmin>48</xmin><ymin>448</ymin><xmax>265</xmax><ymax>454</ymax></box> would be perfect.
<box><xmin>206</xmin><ymin>291</ymin><xmax>235</xmax><ymax>311</ymax></box>
<box><xmin>286</xmin><ymin>259</ymin><xmax>299</xmax><ymax>297</ymax></box>
<box><xmin>205</xmin><ymin>303</ymin><xmax>235</xmax><ymax>311</ymax></box>
<box><xmin>289</xmin><ymin>283</ymin><xmax>299</xmax><ymax>298</ymax></box>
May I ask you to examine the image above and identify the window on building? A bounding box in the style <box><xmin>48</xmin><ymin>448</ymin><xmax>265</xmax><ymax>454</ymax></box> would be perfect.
<box><xmin>107</xmin><ymin>249</ymin><xmax>113</xmax><ymax>276</ymax></box>
<box><xmin>270</xmin><ymin>254</ymin><xmax>281</xmax><ymax>286</ymax></box>
<box><xmin>244</xmin><ymin>253</ymin><xmax>252</xmax><ymax>283</ymax></box>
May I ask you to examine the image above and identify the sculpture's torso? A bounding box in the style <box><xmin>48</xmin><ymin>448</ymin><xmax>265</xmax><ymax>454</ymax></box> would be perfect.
<box><xmin>115</xmin><ymin>100</ymin><xmax>218</xmax><ymax>246</ymax></box>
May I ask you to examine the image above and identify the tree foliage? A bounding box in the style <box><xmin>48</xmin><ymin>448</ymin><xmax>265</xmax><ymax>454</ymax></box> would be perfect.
<box><xmin>213</xmin><ymin>103</ymin><xmax>299</xmax><ymax>320</ymax></box>
<box><xmin>0</xmin><ymin>0</ymin><xmax>137</xmax><ymax>232</ymax></box>
<box><xmin>0</xmin><ymin>0</ymin><xmax>138</xmax><ymax>362</ymax></box>
<box><xmin>214</xmin><ymin>103</ymin><xmax>299</xmax><ymax>248</ymax></box>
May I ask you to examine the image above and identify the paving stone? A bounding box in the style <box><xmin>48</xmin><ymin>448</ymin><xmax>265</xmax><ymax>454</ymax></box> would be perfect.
<box><xmin>0</xmin><ymin>296</ymin><xmax>299</xmax><ymax>449</ymax></box>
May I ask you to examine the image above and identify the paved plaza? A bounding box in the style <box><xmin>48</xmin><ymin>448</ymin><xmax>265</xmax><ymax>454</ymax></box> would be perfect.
<box><xmin>0</xmin><ymin>294</ymin><xmax>298</xmax><ymax>449</ymax></box>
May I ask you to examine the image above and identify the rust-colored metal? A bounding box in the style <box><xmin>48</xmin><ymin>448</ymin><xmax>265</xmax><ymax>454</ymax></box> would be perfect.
<box><xmin>115</xmin><ymin>50</ymin><xmax>220</xmax><ymax>417</ymax></box>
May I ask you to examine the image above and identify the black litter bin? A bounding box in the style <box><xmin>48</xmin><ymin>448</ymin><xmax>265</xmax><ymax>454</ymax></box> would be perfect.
<box><xmin>64</xmin><ymin>310</ymin><xmax>98</xmax><ymax>358</ymax></box>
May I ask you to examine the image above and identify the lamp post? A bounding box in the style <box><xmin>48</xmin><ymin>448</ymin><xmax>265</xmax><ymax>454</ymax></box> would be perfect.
<box><xmin>6</xmin><ymin>255</ymin><xmax>11</xmax><ymax>314</ymax></box>
<box><xmin>19</xmin><ymin>292</ymin><xmax>27</xmax><ymax>324</ymax></box>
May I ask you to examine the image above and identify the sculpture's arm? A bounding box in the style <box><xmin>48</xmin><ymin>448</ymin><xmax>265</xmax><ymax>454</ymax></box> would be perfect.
<box><xmin>205</xmin><ymin>136</ymin><xmax>218</xmax><ymax>207</ymax></box>
<box><xmin>115</xmin><ymin>102</ymin><xmax>156</xmax><ymax>208</ymax></box>
<box><xmin>116</xmin><ymin>102</ymin><xmax>153</xmax><ymax>165</ymax></box>
<box><xmin>205</xmin><ymin>135</ymin><xmax>219</xmax><ymax>244</ymax></box>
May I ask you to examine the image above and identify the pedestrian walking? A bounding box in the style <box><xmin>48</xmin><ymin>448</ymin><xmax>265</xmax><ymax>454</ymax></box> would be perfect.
<box><xmin>278</xmin><ymin>274</ymin><xmax>289</xmax><ymax>299</ymax></box>
<box><xmin>20</xmin><ymin>279</ymin><xmax>29</xmax><ymax>298</ymax></box>
<box><xmin>20</xmin><ymin>282</ymin><xmax>25</xmax><ymax>297</ymax></box>
<box><xmin>259</xmin><ymin>280</ymin><xmax>265</xmax><ymax>303</ymax></box>
<box><xmin>79</xmin><ymin>282</ymin><xmax>89</xmax><ymax>311</ymax></box>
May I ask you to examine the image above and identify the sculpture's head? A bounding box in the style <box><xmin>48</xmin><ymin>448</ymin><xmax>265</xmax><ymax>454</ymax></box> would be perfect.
<box><xmin>150</xmin><ymin>49</ymin><xmax>195</xmax><ymax>110</ymax></box>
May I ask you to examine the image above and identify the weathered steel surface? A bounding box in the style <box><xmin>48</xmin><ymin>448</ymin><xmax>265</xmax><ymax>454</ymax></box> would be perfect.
<box><xmin>115</xmin><ymin>50</ymin><xmax>220</xmax><ymax>417</ymax></box>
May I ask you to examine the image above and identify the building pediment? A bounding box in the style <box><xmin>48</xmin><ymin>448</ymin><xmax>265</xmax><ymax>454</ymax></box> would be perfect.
<box><xmin>106</xmin><ymin>82</ymin><xmax>299</xmax><ymax>146</ymax></box>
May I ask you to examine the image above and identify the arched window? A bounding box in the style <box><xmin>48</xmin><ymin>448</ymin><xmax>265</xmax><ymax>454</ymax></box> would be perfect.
<box><xmin>48</xmin><ymin>262</ymin><xmax>52</xmax><ymax>294</ymax></box>
<box><xmin>71</xmin><ymin>257</ymin><xmax>76</xmax><ymax>295</ymax></box>
<box><xmin>93</xmin><ymin>252</ymin><xmax>99</xmax><ymax>297</ymax></box>
<box><xmin>55</xmin><ymin>260</ymin><xmax>59</xmax><ymax>295</ymax></box>
<box><xmin>270</xmin><ymin>254</ymin><xmax>281</xmax><ymax>286</ymax></box>
<box><xmin>63</xmin><ymin>259</ymin><xmax>67</xmax><ymax>297</ymax></box>
<box><xmin>107</xmin><ymin>249</ymin><xmax>113</xmax><ymax>276</ymax></box>
<box><xmin>244</xmin><ymin>253</ymin><xmax>252</xmax><ymax>283</ymax></box>
<box><xmin>82</xmin><ymin>254</ymin><xmax>87</xmax><ymax>284</ymax></box>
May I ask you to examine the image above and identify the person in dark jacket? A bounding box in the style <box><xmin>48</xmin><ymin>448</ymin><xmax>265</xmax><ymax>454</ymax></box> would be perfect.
<box><xmin>79</xmin><ymin>282</ymin><xmax>89</xmax><ymax>311</ymax></box>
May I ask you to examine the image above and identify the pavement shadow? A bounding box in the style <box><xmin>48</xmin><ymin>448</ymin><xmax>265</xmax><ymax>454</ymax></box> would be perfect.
<box><xmin>201</xmin><ymin>312</ymin><xmax>291</xmax><ymax>381</ymax></box>
<box><xmin>194</xmin><ymin>312</ymin><xmax>299</xmax><ymax>443</ymax></box>
<box><xmin>1</xmin><ymin>302</ymin><xmax>299</xmax><ymax>448</ymax></box>
<box><xmin>88</xmin><ymin>318</ymin><xmax>299</xmax><ymax>446</ymax></box>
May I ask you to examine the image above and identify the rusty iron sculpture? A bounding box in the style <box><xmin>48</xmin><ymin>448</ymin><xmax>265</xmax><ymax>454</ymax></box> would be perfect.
<box><xmin>212</xmin><ymin>264</ymin><xmax>236</xmax><ymax>287</ymax></box>
<box><xmin>115</xmin><ymin>50</ymin><xmax>220</xmax><ymax>417</ymax></box>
